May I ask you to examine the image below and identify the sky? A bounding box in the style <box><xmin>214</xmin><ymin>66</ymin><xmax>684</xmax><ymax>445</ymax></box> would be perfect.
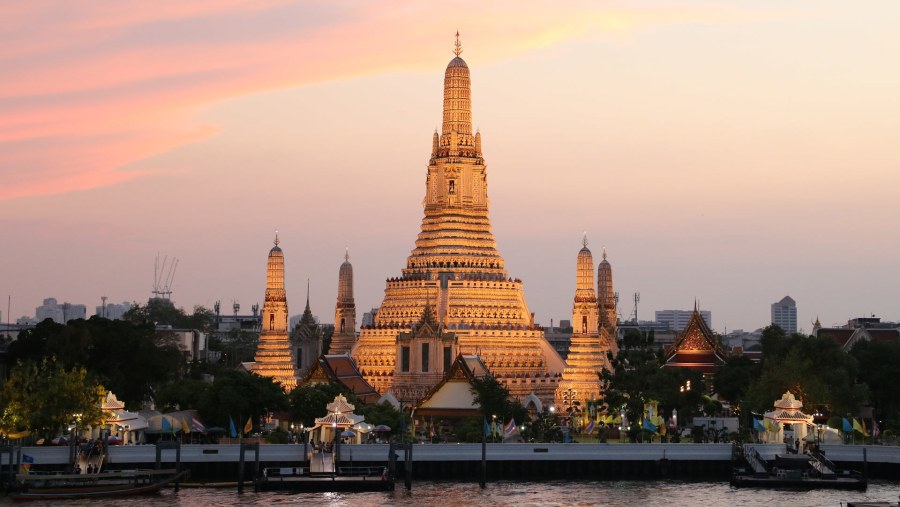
<box><xmin>2</xmin><ymin>1</ymin><xmax>899</xmax><ymax>333</ymax></box>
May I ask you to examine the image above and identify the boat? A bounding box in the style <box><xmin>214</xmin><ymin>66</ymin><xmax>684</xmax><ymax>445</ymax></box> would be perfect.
<box><xmin>10</xmin><ymin>468</ymin><xmax>189</xmax><ymax>501</ymax></box>
<box><xmin>731</xmin><ymin>444</ymin><xmax>867</xmax><ymax>491</ymax></box>
<box><xmin>255</xmin><ymin>464</ymin><xmax>394</xmax><ymax>492</ymax></box>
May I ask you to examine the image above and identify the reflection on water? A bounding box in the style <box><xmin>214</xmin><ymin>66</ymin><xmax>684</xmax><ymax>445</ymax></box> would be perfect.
<box><xmin>5</xmin><ymin>480</ymin><xmax>900</xmax><ymax>507</ymax></box>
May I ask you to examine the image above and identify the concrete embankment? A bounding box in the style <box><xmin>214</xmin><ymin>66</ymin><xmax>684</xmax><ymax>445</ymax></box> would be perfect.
<box><xmin>9</xmin><ymin>443</ymin><xmax>900</xmax><ymax>481</ymax></box>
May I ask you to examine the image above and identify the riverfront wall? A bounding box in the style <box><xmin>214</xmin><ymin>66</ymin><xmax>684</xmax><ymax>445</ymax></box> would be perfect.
<box><xmin>8</xmin><ymin>443</ymin><xmax>900</xmax><ymax>481</ymax></box>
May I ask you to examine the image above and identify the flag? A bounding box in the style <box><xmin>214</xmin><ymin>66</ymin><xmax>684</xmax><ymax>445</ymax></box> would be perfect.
<box><xmin>22</xmin><ymin>454</ymin><xmax>34</xmax><ymax>464</ymax></box>
<box><xmin>753</xmin><ymin>418</ymin><xmax>765</xmax><ymax>432</ymax></box>
<box><xmin>842</xmin><ymin>418</ymin><xmax>852</xmax><ymax>432</ymax></box>
<box><xmin>872</xmin><ymin>419</ymin><xmax>880</xmax><ymax>438</ymax></box>
<box><xmin>229</xmin><ymin>417</ymin><xmax>238</xmax><ymax>438</ymax></box>
<box><xmin>642</xmin><ymin>417</ymin><xmax>658</xmax><ymax>433</ymax></box>
<box><xmin>429</xmin><ymin>421</ymin><xmax>435</xmax><ymax>438</ymax></box>
<box><xmin>853</xmin><ymin>418</ymin><xmax>868</xmax><ymax>436</ymax></box>
<box><xmin>244</xmin><ymin>417</ymin><xmax>253</xmax><ymax>435</ymax></box>
<box><xmin>181</xmin><ymin>418</ymin><xmax>191</xmax><ymax>434</ymax></box>
<box><xmin>484</xmin><ymin>419</ymin><xmax>491</xmax><ymax>437</ymax></box>
<box><xmin>191</xmin><ymin>417</ymin><xmax>207</xmax><ymax>433</ymax></box>
<box><xmin>504</xmin><ymin>418</ymin><xmax>517</xmax><ymax>437</ymax></box>
<box><xmin>161</xmin><ymin>416</ymin><xmax>173</xmax><ymax>434</ymax></box>
<box><xmin>585</xmin><ymin>420</ymin><xmax>596</xmax><ymax>435</ymax></box>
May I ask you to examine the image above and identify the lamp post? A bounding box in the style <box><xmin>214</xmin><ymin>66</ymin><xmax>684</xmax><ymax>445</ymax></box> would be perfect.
<box><xmin>492</xmin><ymin>414</ymin><xmax>497</xmax><ymax>443</ymax></box>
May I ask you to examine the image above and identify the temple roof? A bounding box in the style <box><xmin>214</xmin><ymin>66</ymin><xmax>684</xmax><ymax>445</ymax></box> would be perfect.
<box><xmin>299</xmin><ymin>354</ymin><xmax>380</xmax><ymax>404</ymax></box>
<box><xmin>663</xmin><ymin>305</ymin><xmax>726</xmax><ymax>372</ymax></box>
<box><xmin>416</xmin><ymin>354</ymin><xmax>490</xmax><ymax>417</ymax></box>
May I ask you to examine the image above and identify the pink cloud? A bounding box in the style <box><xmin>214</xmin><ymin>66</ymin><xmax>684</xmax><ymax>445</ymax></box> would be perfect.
<box><xmin>0</xmin><ymin>0</ymin><xmax>736</xmax><ymax>200</ymax></box>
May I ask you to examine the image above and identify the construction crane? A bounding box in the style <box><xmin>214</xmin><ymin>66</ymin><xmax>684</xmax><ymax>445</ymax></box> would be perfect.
<box><xmin>152</xmin><ymin>253</ymin><xmax>178</xmax><ymax>300</ymax></box>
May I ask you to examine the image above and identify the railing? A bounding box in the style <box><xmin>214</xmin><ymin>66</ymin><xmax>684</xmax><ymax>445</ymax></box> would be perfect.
<box><xmin>743</xmin><ymin>445</ymin><xmax>769</xmax><ymax>474</ymax></box>
<box><xmin>809</xmin><ymin>449</ymin><xmax>837</xmax><ymax>477</ymax></box>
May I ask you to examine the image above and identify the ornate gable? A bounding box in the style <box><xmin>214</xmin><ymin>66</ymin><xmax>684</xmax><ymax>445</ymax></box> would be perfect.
<box><xmin>663</xmin><ymin>304</ymin><xmax>726</xmax><ymax>373</ymax></box>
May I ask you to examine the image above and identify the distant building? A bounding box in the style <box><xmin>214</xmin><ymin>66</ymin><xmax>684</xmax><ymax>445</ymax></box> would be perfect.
<box><xmin>95</xmin><ymin>301</ymin><xmax>132</xmax><ymax>320</ymax></box>
<box><xmin>156</xmin><ymin>325</ymin><xmax>208</xmax><ymax>362</ymax></box>
<box><xmin>361</xmin><ymin>308</ymin><xmax>378</xmax><ymax>328</ymax></box>
<box><xmin>656</xmin><ymin>309</ymin><xmax>712</xmax><ymax>331</ymax></box>
<box><xmin>815</xmin><ymin>315</ymin><xmax>900</xmax><ymax>352</ymax></box>
<box><xmin>29</xmin><ymin>298</ymin><xmax>86</xmax><ymax>324</ymax></box>
<box><xmin>544</xmin><ymin>319</ymin><xmax>572</xmax><ymax>360</ymax></box>
<box><xmin>771</xmin><ymin>296</ymin><xmax>797</xmax><ymax>334</ymax></box>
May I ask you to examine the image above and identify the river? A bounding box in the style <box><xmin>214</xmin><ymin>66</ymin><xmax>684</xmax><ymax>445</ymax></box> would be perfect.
<box><xmin>5</xmin><ymin>480</ymin><xmax>898</xmax><ymax>506</ymax></box>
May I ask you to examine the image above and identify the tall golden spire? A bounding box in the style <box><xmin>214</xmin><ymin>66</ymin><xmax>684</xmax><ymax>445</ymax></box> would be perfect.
<box><xmin>252</xmin><ymin>234</ymin><xmax>297</xmax><ymax>390</ymax></box>
<box><xmin>454</xmin><ymin>31</ymin><xmax>462</xmax><ymax>57</ymax></box>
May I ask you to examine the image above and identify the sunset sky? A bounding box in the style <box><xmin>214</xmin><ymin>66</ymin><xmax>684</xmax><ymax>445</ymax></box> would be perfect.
<box><xmin>2</xmin><ymin>1</ymin><xmax>899</xmax><ymax>333</ymax></box>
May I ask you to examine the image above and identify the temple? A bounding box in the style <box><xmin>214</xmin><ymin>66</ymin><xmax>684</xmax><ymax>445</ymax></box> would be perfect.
<box><xmin>352</xmin><ymin>35</ymin><xmax>564</xmax><ymax>404</ymax></box>
<box><xmin>291</xmin><ymin>282</ymin><xmax>323</xmax><ymax>378</ymax></box>
<box><xmin>555</xmin><ymin>236</ymin><xmax>613</xmax><ymax>412</ymax></box>
<box><xmin>662</xmin><ymin>303</ymin><xmax>727</xmax><ymax>377</ymax></box>
<box><xmin>251</xmin><ymin>233</ymin><xmax>299</xmax><ymax>390</ymax></box>
<box><xmin>329</xmin><ymin>250</ymin><xmax>357</xmax><ymax>355</ymax></box>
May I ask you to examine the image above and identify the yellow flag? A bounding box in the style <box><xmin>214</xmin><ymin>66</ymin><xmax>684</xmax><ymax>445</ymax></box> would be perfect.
<box><xmin>181</xmin><ymin>418</ymin><xmax>191</xmax><ymax>434</ymax></box>
<box><xmin>853</xmin><ymin>418</ymin><xmax>869</xmax><ymax>436</ymax></box>
<box><xmin>244</xmin><ymin>417</ymin><xmax>253</xmax><ymax>434</ymax></box>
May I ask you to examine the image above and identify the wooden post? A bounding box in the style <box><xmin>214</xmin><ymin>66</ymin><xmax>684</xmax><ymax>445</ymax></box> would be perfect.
<box><xmin>480</xmin><ymin>417</ymin><xmax>487</xmax><ymax>488</ymax></box>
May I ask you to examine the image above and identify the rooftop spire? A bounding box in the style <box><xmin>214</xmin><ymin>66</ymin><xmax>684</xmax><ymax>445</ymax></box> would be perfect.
<box><xmin>602</xmin><ymin>246</ymin><xmax>607</xmax><ymax>261</ymax></box>
<box><xmin>454</xmin><ymin>31</ymin><xmax>462</xmax><ymax>57</ymax></box>
<box><xmin>345</xmin><ymin>247</ymin><xmax>350</xmax><ymax>262</ymax></box>
<box><xmin>274</xmin><ymin>229</ymin><xmax>280</xmax><ymax>246</ymax></box>
<box><xmin>582</xmin><ymin>231</ymin><xmax>588</xmax><ymax>248</ymax></box>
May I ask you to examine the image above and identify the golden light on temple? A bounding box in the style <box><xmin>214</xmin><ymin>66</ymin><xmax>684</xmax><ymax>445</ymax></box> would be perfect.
<box><xmin>351</xmin><ymin>35</ymin><xmax>565</xmax><ymax>404</ymax></box>
<box><xmin>251</xmin><ymin>232</ymin><xmax>299</xmax><ymax>390</ymax></box>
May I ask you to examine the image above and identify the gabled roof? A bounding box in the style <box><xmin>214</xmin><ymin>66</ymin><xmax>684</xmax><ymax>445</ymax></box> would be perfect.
<box><xmin>841</xmin><ymin>327</ymin><xmax>900</xmax><ymax>352</ymax></box>
<box><xmin>663</xmin><ymin>305</ymin><xmax>727</xmax><ymax>373</ymax></box>
<box><xmin>415</xmin><ymin>355</ymin><xmax>490</xmax><ymax>417</ymax></box>
<box><xmin>299</xmin><ymin>354</ymin><xmax>380</xmax><ymax>404</ymax></box>
<box><xmin>816</xmin><ymin>327</ymin><xmax>854</xmax><ymax>347</ymax></box>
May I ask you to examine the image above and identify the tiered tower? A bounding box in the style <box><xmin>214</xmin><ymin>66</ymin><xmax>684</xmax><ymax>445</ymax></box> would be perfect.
<box><xmin>597</xmin><ymin>247</ymin><xmax>618</xmax><ymax>356</ymax></box>
<box><xmin>555</xmin><ymin>236</ymin><xmax>609</xmax><ymax>411</ymax></box>
<box><xmin>293</xmin><ymin>282</ymin><xmax>323</xmax><ymax>378</ymax></box>
<box><xmin>329</xmin><ymin>250</ymin><xmax>357</xmax><ymax>355</ymax></box>
<box><xmin>251</xmin><ymin>233</ymin><xmax>298</xmax><ymax>390</ymax></box>
<box><xmin>352</xmin><ymin>35</ymin><xmax>563</xmax><ymax>403</ymax></box>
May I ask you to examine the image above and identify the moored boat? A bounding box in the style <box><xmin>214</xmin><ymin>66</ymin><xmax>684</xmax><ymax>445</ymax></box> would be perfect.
<box><xmin>10</xmin><ymin>468</ymin><xmax>189</xmax><ymax>501</ymax></box>
<box><xmin>732</xmin><ymin>444</ymin><xmax>867</xmax><ymax>491</ymax></box>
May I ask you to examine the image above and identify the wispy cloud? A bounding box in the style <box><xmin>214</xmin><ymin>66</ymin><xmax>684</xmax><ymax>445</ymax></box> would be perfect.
<box><xmin>0</xmin><ymin>0</ymin><xmax>736</xmax><ymax>200</ymax></box>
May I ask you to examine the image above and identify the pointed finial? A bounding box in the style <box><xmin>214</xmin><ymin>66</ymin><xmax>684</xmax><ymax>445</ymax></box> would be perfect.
<box><xmin>602</xmin><ymin>246</ymin><xmax>607</xmax><ymax>261</ymax></box>
<box><xmin>454</xmin><ymin>31</ymin><xmax>462</xmax><ymax>57</ymax></box>
<box><xmin>345</xmin><ymin>247</ymin><xmax>350</xmax><ymax>262</ymax></box>
<box><xmin>582</xmin><ymin>231</ymin><xmax>588</xmax><ymax>248</ymax></box>
<box><xmin>694</xmin><ymin>299</ymin><xmax>699</xmax><ymax>312</ymax></box>
<box><xmin>307</xmin><ymin>278</ymin><xmax>310</xmax><ymax>300</ymax></box>
<box><xmin>274</xmin><ymin>229</ymin><xmax>280</xmax><ymax>246</ymax></box>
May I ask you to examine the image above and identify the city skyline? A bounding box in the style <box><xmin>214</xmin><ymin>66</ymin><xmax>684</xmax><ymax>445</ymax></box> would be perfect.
<box><xmin>2</xmin><ymin>1</ymin><xmax>899</xmax><ymax>333</ymax></box>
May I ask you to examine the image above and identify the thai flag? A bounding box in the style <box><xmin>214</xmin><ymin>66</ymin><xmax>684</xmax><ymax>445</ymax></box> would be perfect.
<box><xmin>191</xmin><ymin>417</ymin><xmax>207</xmax><ymax>433</ymax></box>
<box><xmin>504</xmin><ymin>418</ymin><xmax>517</xmax><ymax>437</ymax></box>
<box><xmin>585</xmin><ymin>420</ymin><xmax>596</xmax><ymax>435</ymax></box>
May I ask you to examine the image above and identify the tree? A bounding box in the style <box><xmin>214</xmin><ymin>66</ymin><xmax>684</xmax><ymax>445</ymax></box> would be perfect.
<box><xmin>0</xmin><ymin>358</ymin><xmax>105</xmax><ymax>439</ymax></box>
<box><xmin>287</xmin><ymin>383</ymin><xmax>355</xmax><ymax>427</ymax></box>
<box><xmin>745</xmin><ymin>330</ymin><xmax>867</xmax><ymax>416</ymax></box>
<box><xmin>851</xmin><ymin>340</ymin><xmax>900</xmax><ymax>430</ymax></box>
<box><xmin>6</xmin><ymin>316</ymin><xmax>187</xmax><ymax>409</ymax></box>
<box><xmin>714</xmin><ymin>354</ymin><xmax>759</xmax><ymax>424</ymax></box>
<box><xmin>198</xmin><ymin>371</ymin><xmax>288</xmax><ymax>431</ymax></box>
<box><xmin>470</xmin><ymin>375</ymin><xmax>527</xmax><ymax>425</ymax></box>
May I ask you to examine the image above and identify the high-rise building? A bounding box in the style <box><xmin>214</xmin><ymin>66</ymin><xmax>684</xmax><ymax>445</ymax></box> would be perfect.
<box><xmin>352</xmin><ymin>36</ymin><xmax>564</xmax><ymax>404</ymax></box>
<box><xmin>771</xmin><ymin>295</ymin><xmax>797</xmax><ymax>334</ymax></box>
<box><xmin>555</xmin><ymin>236</ymin><xmax>612</xmax><ymax>411</ymax></box>
<box><xmin>33</xmin><ymin>297</ymin><xmax>86</xmax><ymax>324</ymax></box>
<box><xmin>329</xmin><ymin>250</ymin><xmax>357</xmax><ymax>355</ymax></box>
<box><xmin>251</xmin><ymin>233</ymin><xmax>298</xmax><ymax>390</ymax></box>
<box><xmin>95</xmin><ymin>301</ymin><xmax>132</xmax><ymax>320</ymax></box>
<box><xmin>656</xmin><ymin>309</ymin><xmax>712</xmax><ymax>331</ymax></box>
